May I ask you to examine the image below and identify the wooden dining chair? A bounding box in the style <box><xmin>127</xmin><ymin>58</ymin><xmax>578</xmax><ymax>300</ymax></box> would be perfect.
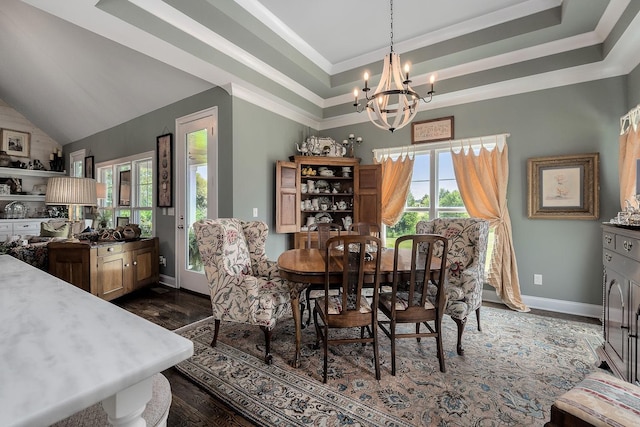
<box><xmin>305</xmin><ymin>222</ymin><xmax>342</xmax><ymax>249</ymax></box>
<box><xmin>349</xmin><ymin>222</ymin><xmax>381</xmax><ymax>238</ymax></box>
<box><xmin>378</xmin><ymin>234</ymin><xmax>449</xmax><ymax>375</ymax></box>
<box><xmin>302</xmin><ymin>222</ymin><xmax>342</xmax><ymax>327</ymax></box>
<box><xmin>313</xmin><ymin>235</ymin><xmax>383</xmax><ymax>383</ymax></box>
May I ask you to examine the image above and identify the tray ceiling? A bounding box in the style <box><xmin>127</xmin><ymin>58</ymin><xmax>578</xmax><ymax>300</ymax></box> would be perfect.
<box><xmin>0</xmin><ymin>0</ymin><xmax>638</xmax><ymax>143</ymax></box>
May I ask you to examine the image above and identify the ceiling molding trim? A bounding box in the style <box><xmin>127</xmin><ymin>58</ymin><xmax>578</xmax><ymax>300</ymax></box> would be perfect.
<box><xmin>323</xmin><ymin>31</ymin><xmax>602</xmax><ymax>109</ymax></box>
<box><xmin>128</xmin><ymin>0</ymin><xmax>325</xmax><ymax>108</ymax></box>
<box><xmin>318</xmin><ymin>61</ymin><xmax>623</xmax><ymax>131</ymax></box>
<box><xmin>234</xmin><ymin>0</ymin><xmax>333</xmax><ymax>73</ymax></box>
<box><xmin>594</xmin><ymin>0</ymin><xmax>630</xmax><ymax>40</ymax></box>
<box><xmin>225</xmin><ymin>82</ymin><xmax>321</xmax><ymax>130</ymax></box>
<box><xmin>331</xmin><ymin>0</ymin><xmax>562</xmax><ymax>74</ymax></box>
<box><xmin>599</xmin><ymin>5</ymin><xmax>640</xmax><ymax>75</ymax></box>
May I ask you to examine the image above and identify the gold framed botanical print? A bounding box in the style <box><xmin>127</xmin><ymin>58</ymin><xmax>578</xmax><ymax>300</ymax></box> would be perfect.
<box><xmin>527</xmin><ymin>153</ymin><xmax>599</xmax><ymax>220</ymax></box>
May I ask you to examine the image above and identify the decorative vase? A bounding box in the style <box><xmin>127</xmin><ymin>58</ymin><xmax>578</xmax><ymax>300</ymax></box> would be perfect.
<box><xmin>0</xmin><ymin>151</ymin><xmax>10</xmax><ymax>167</ymax></box>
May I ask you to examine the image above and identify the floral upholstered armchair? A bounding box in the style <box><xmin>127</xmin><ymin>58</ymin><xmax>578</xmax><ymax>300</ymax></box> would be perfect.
<box><xmin>416</xmin><ymin>217</ymin><xmax>489</xmax><ymax>355</ymax></box>
<box><xmin>193</xmin><ymin>218</ymin><xmax>292</xmax><ymax>364</ymax></box>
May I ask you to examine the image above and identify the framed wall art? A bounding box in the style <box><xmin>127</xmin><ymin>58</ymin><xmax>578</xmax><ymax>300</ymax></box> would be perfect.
<box><xmin>84</xmin><ymin>156</ymin><xmax>94</xmax><ymax>178</ymax></box>
<box><xmin>119</xmin><ymin>170</ymin><xmax>131</xmax><ymax>206</ymax></box>
<box><xmin>157</xmin><ymin>133</ymin><xmax>173</xmax><ymax>207</ymax></box>
<box><xmin>527</xmin><ymin>153</ymin><xmax>599</xmax><ymax>220</ymax></box>
<box><xmin>1</xmin><ymin>129</ymin><xmax>30</xmax><ymax>158</ymax></box>
<box><xmin>411</xmin><ymin>116</ymin><xmax>454</xmax><ymax>144</ymax></box>
<box><xmin>116</xmin><ymin>216</ymin><xmax>130</xmax><ymax>227</ymax></box>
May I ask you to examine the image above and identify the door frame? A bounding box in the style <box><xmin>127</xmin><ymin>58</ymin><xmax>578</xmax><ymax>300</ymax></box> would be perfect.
<box><xmin>175</xmin><ymin>107</ymin><xmax>218</xmax><ymax>293</ymax></box>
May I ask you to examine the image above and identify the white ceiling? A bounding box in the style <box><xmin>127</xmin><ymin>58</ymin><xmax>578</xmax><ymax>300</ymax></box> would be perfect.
<box><xmin>0</xmin><ymin>0</ymin><xmax>638</xmax><ymax>144</ymax></box>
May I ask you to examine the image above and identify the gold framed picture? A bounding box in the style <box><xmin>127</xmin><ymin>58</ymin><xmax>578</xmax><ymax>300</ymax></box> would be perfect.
<box><xmin>527</xmin><ymin>153</ymin><xmax>599</xmax><ymax>220</ymax></box>
<box><xmin>411</xmin><ymin>116</ymin><xmax>454</xmax><ymax>144</ymax></box>
<box><xmin>1</xmin><ymin>128</ymin><xmax>30</xmax><ymax>158</ymax></box>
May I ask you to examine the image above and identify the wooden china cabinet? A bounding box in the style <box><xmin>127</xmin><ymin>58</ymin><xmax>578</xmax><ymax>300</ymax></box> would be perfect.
<box><xmin>275</xmin><ymin>156</ymin><xmax>381</xmax><ymax>248</ymax></box>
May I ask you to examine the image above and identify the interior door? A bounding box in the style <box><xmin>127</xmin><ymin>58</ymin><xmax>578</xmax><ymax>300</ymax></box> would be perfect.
<box><xmin>175</xmin><ymin>107</ymin><xmax>218</xmax><ymax>294</ymax></box>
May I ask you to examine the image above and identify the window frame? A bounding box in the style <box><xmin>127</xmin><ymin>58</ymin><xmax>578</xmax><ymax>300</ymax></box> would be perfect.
<box><xmin>95</xmin><ymin>151</ymin><xmax>155</xmax><ymax>236</ymax></box>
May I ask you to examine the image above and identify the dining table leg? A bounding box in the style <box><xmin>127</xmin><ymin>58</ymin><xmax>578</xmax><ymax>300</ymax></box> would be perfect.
<box><xmin>288</xmin><ymin>282</ymin><xmax>308</xmax><ymax>368</ymax></box>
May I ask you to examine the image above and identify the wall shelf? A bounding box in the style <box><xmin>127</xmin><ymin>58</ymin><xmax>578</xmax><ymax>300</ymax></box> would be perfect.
<box><xmin>0</xmin><ymin>167</ymin><xmax>66</xmax><ymax>178</ymax></box>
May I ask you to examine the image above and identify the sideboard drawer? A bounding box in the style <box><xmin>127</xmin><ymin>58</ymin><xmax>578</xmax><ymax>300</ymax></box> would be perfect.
<box><xmin>615</xmin><ymin>234</ymin><xmax>640</xmax><ymax>262</ymax></box>
<box><xmin>604</xmin><ymin>249</ymin><xmax>631</xmax><ymax>275</ymax></box>
<box><xmin>603</xmin><ymin>230</ymin><xmax>615</xmax><ymax>250</ymax></box>
<box><xmin>97</xmin><ymin>244</ymin><xmax>124</xmax><ymax>256</ymax></box>
<box><xmin>0</xmin><ymin>223</ymin><xmax>11</xmax><ymax>234</ymax></box>
<box><xmin>13</xmin><ymin>221</ymin><xmax>41</xmax><ymax>234</ymax></box>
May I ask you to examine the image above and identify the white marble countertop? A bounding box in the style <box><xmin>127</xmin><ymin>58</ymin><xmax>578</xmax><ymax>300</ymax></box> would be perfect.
<box><xmin>0</xmin><ymin>255</ymin><xmax>194</xmax><ymax>427</ymax></box>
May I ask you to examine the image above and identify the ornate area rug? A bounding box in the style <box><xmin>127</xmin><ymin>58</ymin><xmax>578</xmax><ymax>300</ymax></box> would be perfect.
<box><xmin>175</xmin><ymin>306</ymin><xmax>603</xmax><ymax>426</ymax></box>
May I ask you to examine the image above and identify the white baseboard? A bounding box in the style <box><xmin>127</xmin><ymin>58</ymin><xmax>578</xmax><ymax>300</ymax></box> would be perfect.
<box><xmin>482</xmin><ymin>289</ymin><xmax>602</xmax><ymax>320</ymax></box>
<box><xmin>159</xmin><ymin>274</ymin><xmax>177</xmax><ymax>288</ymax></box>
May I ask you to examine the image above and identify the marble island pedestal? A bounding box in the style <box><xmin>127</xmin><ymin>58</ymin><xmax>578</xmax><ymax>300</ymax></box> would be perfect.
<box><xmin>0</xmin><ymin>255</ymin><xmax>193</xmax><ymax>426</ymax></box>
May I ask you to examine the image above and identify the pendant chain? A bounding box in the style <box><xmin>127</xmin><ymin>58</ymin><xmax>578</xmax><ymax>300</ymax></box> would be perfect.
<box><xmin>390</xmin><ymin>0</ymin><xmax>394</xmax><ymax>54</ymax></box>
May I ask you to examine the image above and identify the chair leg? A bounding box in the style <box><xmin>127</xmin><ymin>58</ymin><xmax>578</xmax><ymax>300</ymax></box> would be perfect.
<box><xmin>390</xmin><ymin>319</ymin><xmax>397</xmax><ymax>376</ymax></box>
<box><xmin>323</xmin><ymin>323</ymin><xmax>329</xmax><ymax>383</ymax></box>
<box><xmin>415</xmin><ymin>323</ymin><xmax>421</xmax><ymax>343</ymax></box>
<box><xmin>313</xmin><ymin>308</ymin><xmax>322</xmax><ymax>350</ymax></box>
<box><xmin>453</xmin><ymin>316</ymin><xmax>467</xmax><ymax>356</ymax></box>
<box><xmin>260</xmin><ymin>326</ymin><xmax>274</xmax><ymax>365</ymax></box>
<box><xmin>476</xmin><ymin>306</ymin><xmax>482</xmax><ymax>331</ymax></box>
<box><xmin>210</xmin><ymin>319</ymin><xmax>221</xmax><ymax>347</ymax></box>
<box><xmin>299</xmin><ymin>299</ymin><xmax>307</xmax><ymax>330</ymax></box>
<box><xmin>436</xmin><ymin>317</ymin><xmax>446</xmax><ymax>373</ymax></box>
<box><xmin>305</xmin><ymin>287</ymin><xmax>313</xmax><ymax>327</ymax></box>
<box><xmin>372</xmin><ymin>321</ymin><xmax>380</xmax><ymax>380</ymax></box>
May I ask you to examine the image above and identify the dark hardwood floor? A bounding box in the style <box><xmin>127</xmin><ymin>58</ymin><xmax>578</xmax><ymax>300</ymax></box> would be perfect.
<box><xmin>115</xmin><ymin>285</ymin><xmax>600</xmax><ymax>426</ymax></box>
<box><xmin>114</xmin><ymin>285</ymin><xmax>257</xmax><ymax>427</ymax></box>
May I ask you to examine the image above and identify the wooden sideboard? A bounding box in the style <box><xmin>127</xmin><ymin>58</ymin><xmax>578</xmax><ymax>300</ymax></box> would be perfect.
<box><xmin>601</xmin><ymin>224</ymin><xmax>640</xmax><ymax>384</ymax></box>
<box><xmin>48</xmin><ymin>238</ymin><xmax>159</xmax><ymax>301</ymax></box>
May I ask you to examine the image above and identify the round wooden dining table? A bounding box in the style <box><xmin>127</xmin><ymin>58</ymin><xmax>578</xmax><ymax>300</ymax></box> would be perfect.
<box><xmin>277</xmin><ymin>247</ymin><xmax>440</xmax><ymax>367</ymax></box>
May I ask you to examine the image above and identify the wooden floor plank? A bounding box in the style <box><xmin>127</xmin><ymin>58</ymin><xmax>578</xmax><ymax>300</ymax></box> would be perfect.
<box><xmin>115</xmin><ymin>284</ymin><xmax>599</xmax><ymax>426</ymax></box>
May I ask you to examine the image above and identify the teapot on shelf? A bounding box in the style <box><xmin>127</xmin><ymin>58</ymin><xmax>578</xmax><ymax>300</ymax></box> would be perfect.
<box><xmin>341</xmin><ymin>215</ymin><xmax>352</xmax><ymax>231</ymax></box>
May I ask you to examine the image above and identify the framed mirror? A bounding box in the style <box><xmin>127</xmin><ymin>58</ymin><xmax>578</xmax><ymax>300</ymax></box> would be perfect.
<box><xmin>119</xmin><ymin>170</ymin><xmax>131</xmax><ymax>206</ymax></box>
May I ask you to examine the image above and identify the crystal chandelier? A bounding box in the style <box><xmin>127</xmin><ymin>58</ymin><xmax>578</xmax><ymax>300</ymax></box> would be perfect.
<box><xmin>353</xmin><ymin>0</ymin><xmax>435</xmax><ymax>133</ymax></box>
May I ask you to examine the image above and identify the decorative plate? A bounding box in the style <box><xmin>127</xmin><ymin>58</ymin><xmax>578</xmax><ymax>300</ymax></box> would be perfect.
<box><xmin>314</xmin><ymin>212</ymin><xmax>333</xmax><ymax>223</ymax></box>
<box><xmin>315</xmin><ymin>180</ymin><xmax>330</xmax><ymax>190</ymax></box>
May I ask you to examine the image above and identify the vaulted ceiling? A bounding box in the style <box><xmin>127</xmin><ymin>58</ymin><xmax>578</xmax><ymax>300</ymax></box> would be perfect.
<box><xmin>1</xmin><ymin>0</ymin><xmax>639</xmax><ymax>144</ymax></box>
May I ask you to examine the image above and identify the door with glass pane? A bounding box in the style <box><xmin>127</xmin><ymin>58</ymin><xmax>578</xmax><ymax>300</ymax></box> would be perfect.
<box><xmin>176</xmin><ymin>108</ymin><xmax>218</xmax><ymax>294</ymax></box>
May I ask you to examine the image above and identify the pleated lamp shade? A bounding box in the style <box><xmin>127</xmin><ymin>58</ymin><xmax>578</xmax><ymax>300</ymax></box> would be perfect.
<box><xmin>46</xmin><ymin>177</ymin><xmax>97</xmax><ymax>206</ymax></box>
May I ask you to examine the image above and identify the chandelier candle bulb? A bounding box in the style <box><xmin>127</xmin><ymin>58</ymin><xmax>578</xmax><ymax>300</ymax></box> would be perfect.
<box><xmin>404</xmin><ymin>63</ymin><xmax>410</xmax><ymax>82</ymax></box>
<box><xmin>364</xmin><ymin>72</ymin><xmax>369</xmax><ymax>90</ymax></box>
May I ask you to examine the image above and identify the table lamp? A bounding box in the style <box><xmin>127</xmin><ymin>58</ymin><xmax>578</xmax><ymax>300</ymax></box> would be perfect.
<box><xmin>45</xmin><ymin>177</ymin><xmax>97</xmax><ymax>221</ymax></box>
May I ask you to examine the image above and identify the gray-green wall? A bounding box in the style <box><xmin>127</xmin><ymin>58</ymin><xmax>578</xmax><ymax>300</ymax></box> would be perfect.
<box><xmin>67</xmin><ymin>76</ymin><xmax>628</xmax><ymax>309</ymax></box>
<box><xmin>230</xmin><ymin>98</ymin><xmax>313</xmax><ymax>256</ymax></box>
<box><xmin>65</xmin><ymin>87</ymin><xmax>233</xmax><ymax>278</ymax></box>
<box><xmin>323</xmin><ymin>77</ymin><xmax>624</xmax><ymax>308</ymax></box>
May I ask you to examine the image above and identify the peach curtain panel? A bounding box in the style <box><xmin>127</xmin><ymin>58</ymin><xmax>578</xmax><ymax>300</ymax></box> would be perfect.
<box><xmin>375</xmin><ymin>152</ymin><xmax>415</xmax><ymax>226</ymax></box>
<box><xmin>451</xmin><ymin>142</ymin><xmax>529</xmax><ymax>312</ymax></box>
<box><xmin>619</xmin><ymin>109</ymin><xmax>640</xmax><ymax>210</ymax></box>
